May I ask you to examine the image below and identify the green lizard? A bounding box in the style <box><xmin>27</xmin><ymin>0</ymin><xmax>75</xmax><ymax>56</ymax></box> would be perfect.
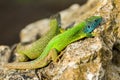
<box><xmin>15</xmin><ymin>14</ymin><xmax>62</xmax><ymax>62</ymax></box>
<box><xmin>4</xmin><ymin>16</ymin><xmax>102</xmax><ymax>69</ymax></box>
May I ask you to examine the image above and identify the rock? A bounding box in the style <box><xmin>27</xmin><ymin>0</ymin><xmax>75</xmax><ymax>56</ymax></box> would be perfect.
<box><xmin>0</xmin><ymin>46</ymin><xmax>11</xmax><ymax>65</ymax></box>
<box><xmin>0</xmin><ymin>46</ymin><xmax>11</xmax><ymax>80</ymax></box>
<box><xmin>0</xmin><ymin>0</ymin><xmax>120</xmax><ymax>80</ymax></box>
<box><xmin>20</xmin><ymin>19</ymin><xmax>49</xmax><ymax>43</ymax></box>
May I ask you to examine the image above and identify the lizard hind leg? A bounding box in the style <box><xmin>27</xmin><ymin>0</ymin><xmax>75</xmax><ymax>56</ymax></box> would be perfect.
<box><xmin>16</xmin><ymin>53</ymin><xmax>29</xmax><ymax>62</ymax></box>
<box><xmin>48</xmin><ymin>48</ymin><xmax>58</xmax><ymax>62</ymax></box>
<box><xmin>49</xmin><ymin>48</ymin><xmax>65</xmax><ymax>63</ymax></box>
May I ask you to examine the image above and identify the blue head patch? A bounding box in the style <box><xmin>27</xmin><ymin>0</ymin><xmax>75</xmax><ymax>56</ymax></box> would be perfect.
<box><xmin>84</xmin><ymin>16</ymin><xmax>102</xmax><ymax>33</ymax></box>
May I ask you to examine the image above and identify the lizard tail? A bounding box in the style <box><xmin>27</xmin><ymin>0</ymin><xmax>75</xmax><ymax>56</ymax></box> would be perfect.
<box><xmin>4</xmin><ymin>57</ymin><xmax>51</xmax><ymax>69</ymax></box>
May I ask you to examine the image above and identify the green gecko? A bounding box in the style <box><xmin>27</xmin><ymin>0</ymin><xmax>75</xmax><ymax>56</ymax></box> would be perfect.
<box><xmin>15</xmin><ymin>14</ymin><xmax>62</xmax><ymax>62</ymax></box>
<box><xmin>4</xmin><ymin>16</ymin><xmax>102</xmax><ymax>69</ymax></box>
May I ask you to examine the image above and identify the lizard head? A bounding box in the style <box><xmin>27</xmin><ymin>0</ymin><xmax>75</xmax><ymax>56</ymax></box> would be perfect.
<box><xmin>84</xmin><ymin>16</ymin><xmax>102</xmax><ymax>33</ymax></box>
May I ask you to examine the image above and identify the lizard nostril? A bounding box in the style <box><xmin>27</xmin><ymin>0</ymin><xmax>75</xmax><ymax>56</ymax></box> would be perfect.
<box><xmin>95</xmin><ymin>20</ymin><xmax>97</xmax><ymax>22</ymax></box>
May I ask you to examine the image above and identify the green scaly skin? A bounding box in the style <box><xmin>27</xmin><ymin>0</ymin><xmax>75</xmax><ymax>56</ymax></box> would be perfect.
<box><xmin>4</xmin><ymin>16</ymin><xmax>102</xmax><ymax>69</ymax></box>
<box><xmin>15</xmin><ymin>14</ymin><xmax>62</xmax><ymax>61</ymax></box>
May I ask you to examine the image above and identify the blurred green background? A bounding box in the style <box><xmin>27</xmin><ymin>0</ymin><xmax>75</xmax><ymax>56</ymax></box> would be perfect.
<box><xmin>0</xmin><ymin>0</ymin><xmax>87</xmax><ymax>45</ymax></box>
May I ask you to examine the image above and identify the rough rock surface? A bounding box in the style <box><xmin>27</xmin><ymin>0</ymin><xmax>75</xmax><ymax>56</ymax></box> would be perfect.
<box><xmin>0</xmin><ymin>0</ymin><xmax>120</xmax><ymax>80</ymax></box>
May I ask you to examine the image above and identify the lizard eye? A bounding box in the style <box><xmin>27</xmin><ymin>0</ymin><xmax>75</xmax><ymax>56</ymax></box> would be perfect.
<box><xmin>88</xmin><ymin>25</ymin><xmax>90</xmax><ymax>28</ymax></box>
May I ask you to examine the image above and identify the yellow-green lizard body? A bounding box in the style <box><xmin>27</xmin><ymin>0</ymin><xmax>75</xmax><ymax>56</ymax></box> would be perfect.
<box><xmin>5</xmin><ymin>16</ymin><xmax>102</xmax><ymax>69</ymax></box>
<box><xmin>16</xmin><ymin>14</ymin><xmax>62</xmax><ymax>61</ymax></box>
